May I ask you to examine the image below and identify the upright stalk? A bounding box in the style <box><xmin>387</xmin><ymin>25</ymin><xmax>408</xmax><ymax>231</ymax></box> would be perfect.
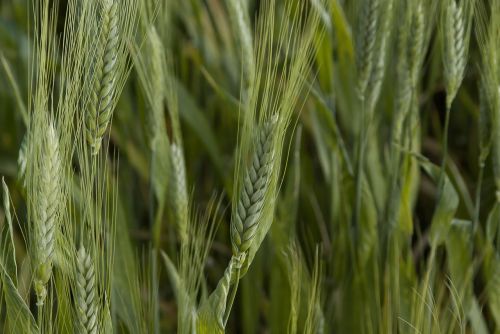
<box><xmin>354</xmin><ymin>98</ymin><xmax>366</xmax><ymax>230</ymax></box>
<box><xmin>473</xmin><ymin>162</ymin><xmax>485</xmax><ymax>234</ymax></box>
<box><xmin>37</xmin><ymin>304</ymin><xmax>43</xmax><ymax>331</ymax></box>
<box><xmin>414</xmin><ymin>243</ymin><xmax>437</xmax><ymax>330</ymax></box>
<box><xmin>439</xmin><ymin>102</ymin><xmax>452</xmax><ymax>191</ymax></box>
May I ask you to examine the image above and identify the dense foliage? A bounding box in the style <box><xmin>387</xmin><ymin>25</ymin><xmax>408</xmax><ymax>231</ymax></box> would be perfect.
<box><xmin>0</xmin><ymin>0</ymin><xmax>500</xmax><ymax>333</ymax></box>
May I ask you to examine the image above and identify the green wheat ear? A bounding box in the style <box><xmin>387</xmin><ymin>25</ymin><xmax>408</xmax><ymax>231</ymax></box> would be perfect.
<box><xmin>18</xmin><ymin>135</ymin><xmax>27</xmax><ymax>188</ymax></box>
<box><xmin>443</xmin><ymin>0</ymin><xmax>467</xmax><ymax>108</ymax></box>
<box><xmin>171</xmin><ymin>143</ymin><xmax>189</xmax><ymax>244</ymax></box>
<box><xmin>227</xmin><ymin>0</ymin><xmax>255</xmax><ymax>99</ymax></box>
<box><xmin>230</xmin><ymin>116</ymin><xmax>277</xmax><ymax>264</ymax></box>
<box><xmin>356</xmin><ymin>0</ymin><xmax>380</xmax><ymax>98</ymax></box>
<box><xmin>76</xmin><ymin>245</ymin><xmax>98</xmax><ymax>334</ymax></box>
<box><xmin>34</xmin><ymin>122</ymin><xmax>61</xmax><ymax>306</ymax></box>
<box><xmin>408</xmin><ymin>1</ymin><xmax>425</xmax><ymax>87</ymax></box>
<box><xmin>86</xmin><ymin>0</ymin><xmax>119</xmax><ymax>155</ymax></box>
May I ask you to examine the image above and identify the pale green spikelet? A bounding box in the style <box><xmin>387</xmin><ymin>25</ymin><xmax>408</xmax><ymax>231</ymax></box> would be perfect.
<box><xmin>17</xmin><ymin>135</ymin><xmax>27</xmax><ymax>188</ymax></box>
<box><xmin>147</xmin><ymin>28</ymin><xmax>165</xmax><ymax>121</ymax></box>
<box><xmin>230</xmin><ymin>117</ymin><xmax>277</xmax><ymax>259</ymax></box>
<box><xmin>392</xmin><ymin>3</ymin><xmax>412</xmax><ymax>147</ymax></box>
<box><xmin>86</xmin><ymin>0</ymin><xmax>119</xmax><ymax>155</ymax></box>
<box><xmin>227</xmin><ymin>0</ymin><xmax>255</xmax><ymax>98</ymax></box>
<box><xmin>443</xmin><ymin>0</ymin><xmax>466</xmax><ymax>108</ymax></box>
<box><xmin>2</xmin><ymin>178</ymin><xmax>11</xmax><ymax>229</ymax></box>
<box><xmin>395</xmin><ymin>54</ymin><xmax>411</xmax><ymax>127</ymax></box>
<box><xmin>76</xmin><ymin>245</ymin><xmax>98</xmax><ymax>334</ymax></box>
<box><xmin>356</xmin><ymin>0</ymin><xmax>380</xmax><ymax>98</ymax></box>
<box><xmin>33</xmin><ymin>122</ymin><xmax>61</xmax><ymax>306</ymax></box>
<box><xmin>131</xmin><ymin>26</ymin><xmax>170</xmax><ymax>206</ymax></box>
<box><xmin>142</xmin><ymin>26</ymin><xmax>166</xmax><ymax>147</ymax></box>
<box><xmin>408</xmin><ymin>1</ymin><xmax>425</xmax><ymax>87</ymax></box>
<box><xmin>365</xmin><ymin>0</ymin><xmax>393</xmax><ymax>113</ymax></box>
<box><xmin>365</xmin><ymin>37</ymin><xmax>386</xmax><ymax>113</ymax></box>
<box><xmin>171</xmin><ymin>143</ymin><xmax>188</xmax><ymax>243</ymax></box>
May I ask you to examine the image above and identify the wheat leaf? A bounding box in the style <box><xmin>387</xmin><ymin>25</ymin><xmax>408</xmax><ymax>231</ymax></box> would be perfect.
<box><xmin>420</xmin><ymin>160</ymin><xmax>459</xmax><ymax>246</ymax></box>
<box><xmin>1</xmin><ymin>178</ymin><xmax>17</xmax><ymax>284</ymax></box>
<box><xmin>0</xmin><ymin>261</ymin><xmax>37</xmax><ymax>334</ymax></box>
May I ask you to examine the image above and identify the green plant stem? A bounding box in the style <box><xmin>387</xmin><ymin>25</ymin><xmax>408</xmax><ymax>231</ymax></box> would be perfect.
<box><xmin>223</xmin><ymin>270</ymin><xmax>240</xmax><ymax>327</ymax></box>
<box><xmin>37</xmin><ymin>304</ymin><xmax>42</xmax><ymax>330</ymax></box>
<box><xmin>416</xmin><ymin>243</ymin><xmax>437</xmax><ymax>329</ymax></box>
<box><xmin>149</xmin><ymin>151</ymin><xmax>164</xmax><ymax>250</ymax></box>
<box><xmin>223</xmin><ymin>253</ymin><xmax>246</xmax><ymax>327</ymax></box>
<box><xmin>354</xmin><ymin>98</ymin><xmax>367</xmax><ymax>233</ymax></box>
<box><xmin>473</xmin><ymin>162</ymin><xmax>485</xmax><ymax>234</ymax></box>
<box><xmin>439</xmin><ymin>102</ymin><xmax>452</xmax><ymax>191</ymax></box>
<box><xmin>152</xmin><ymin>204</ymin><xmax>164</xmax><ymax>249</ymax></box>
<box><xmin>387</xmin><ymin>91</ymin><xmax>414</xmax><ymax>236</ymax></box>
<box><xmin>151</xmin><ymin>251</ymin><xmax>160</xmax><ymax>334</ymax></box>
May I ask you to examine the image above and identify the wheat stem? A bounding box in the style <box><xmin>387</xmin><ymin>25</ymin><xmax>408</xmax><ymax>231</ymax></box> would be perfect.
<box><xmin>439</xmin><ymin>103</ymin><xmax>452</xmax><ymax>192</ymax></box>
<box><xmin>353</xmin><ymin>98</ymin><xmax>366</xmax><ymax>239</ymax></box>
<box><xmin>474</xmin><ymin>164</ymin><xmax>484</xmax><ymax>233</ymax></box>
<box><xmin>222</xmin><ymin>254</ymin><xmax>245</xmax><ymax>327</ymax></box>
<box><xmin>206</xmin><ymin>253</ymin><xmax>245</xmax><ymax>330</ymax></box>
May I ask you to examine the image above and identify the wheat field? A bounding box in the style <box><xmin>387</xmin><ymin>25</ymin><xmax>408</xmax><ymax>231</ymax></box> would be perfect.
<box><xmin>0</xmin><ymin>0</ymin><xmax>499</xmax><ymax>333</ymax></box>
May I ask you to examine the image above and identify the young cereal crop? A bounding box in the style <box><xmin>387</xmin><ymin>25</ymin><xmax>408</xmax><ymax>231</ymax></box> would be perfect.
<box><xmin>2</xmin><ymin>0</ymin><xmax>500</xmax><ymax>333</ymax></box>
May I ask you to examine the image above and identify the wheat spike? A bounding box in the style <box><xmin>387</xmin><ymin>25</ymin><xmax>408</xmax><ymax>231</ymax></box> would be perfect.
<box><xmin>17</xmin><ymin>134</ymin><xmax>27</xmax><ymax>188</ymax></box>
<box><xmin>147</xmin><ymin>28</ymin><xmax>166</xmax><ymax>148</ymax></box>
<box><xmin>392</xmin><ymin>2</ymin><xmax>413</xmax><ymax>144</ymax></box>
<box><xmin>231</xmin><ymin>117</ymin><xmax>276</xmax><ymax>257</ymax></box>
<box><xmin>76</xmin><ymin>245</ymin><xmax>98</xmax><ymax>334</ymax></box>
<box><xmin>366</xmin><ymin>40</ymin><xmax>386</xmax><ymax>113</ymax></box>
<box><xmin>227</xmin><ymin>0</ymin><xmax>255</xmax><ymax>98</ymax></box>
<box><xmin>408</xmin><ymin>1</ymin><xmax>425</xmax><ymax>87</ymax></box>
<box><xmin>33</xmin><ymin>123</ymin><xmax>61</xmax><ymax>306</ymax></box>
<box><xmin>366</xmin><ymin>0</ymin><xmax>394</xmax><ymax>113</ymax></box>
<box><xmin>171</xmin><ymin>143</ymin><xmax>188</xmax><ymax>243</ymax></box>
<box><xmin>444</xmin><ymin>0</ymin><xmax>466</xmax><ymax>107</ymax></box>
<box><xmin>86</xmin><ymin>0</ymin><xmax>119</xmax><ymax>155</ymax></box>
<box><xmin>357</xmin><ymin>0</ymin><xmax>380</xmax><ymax>97</ymax></box>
